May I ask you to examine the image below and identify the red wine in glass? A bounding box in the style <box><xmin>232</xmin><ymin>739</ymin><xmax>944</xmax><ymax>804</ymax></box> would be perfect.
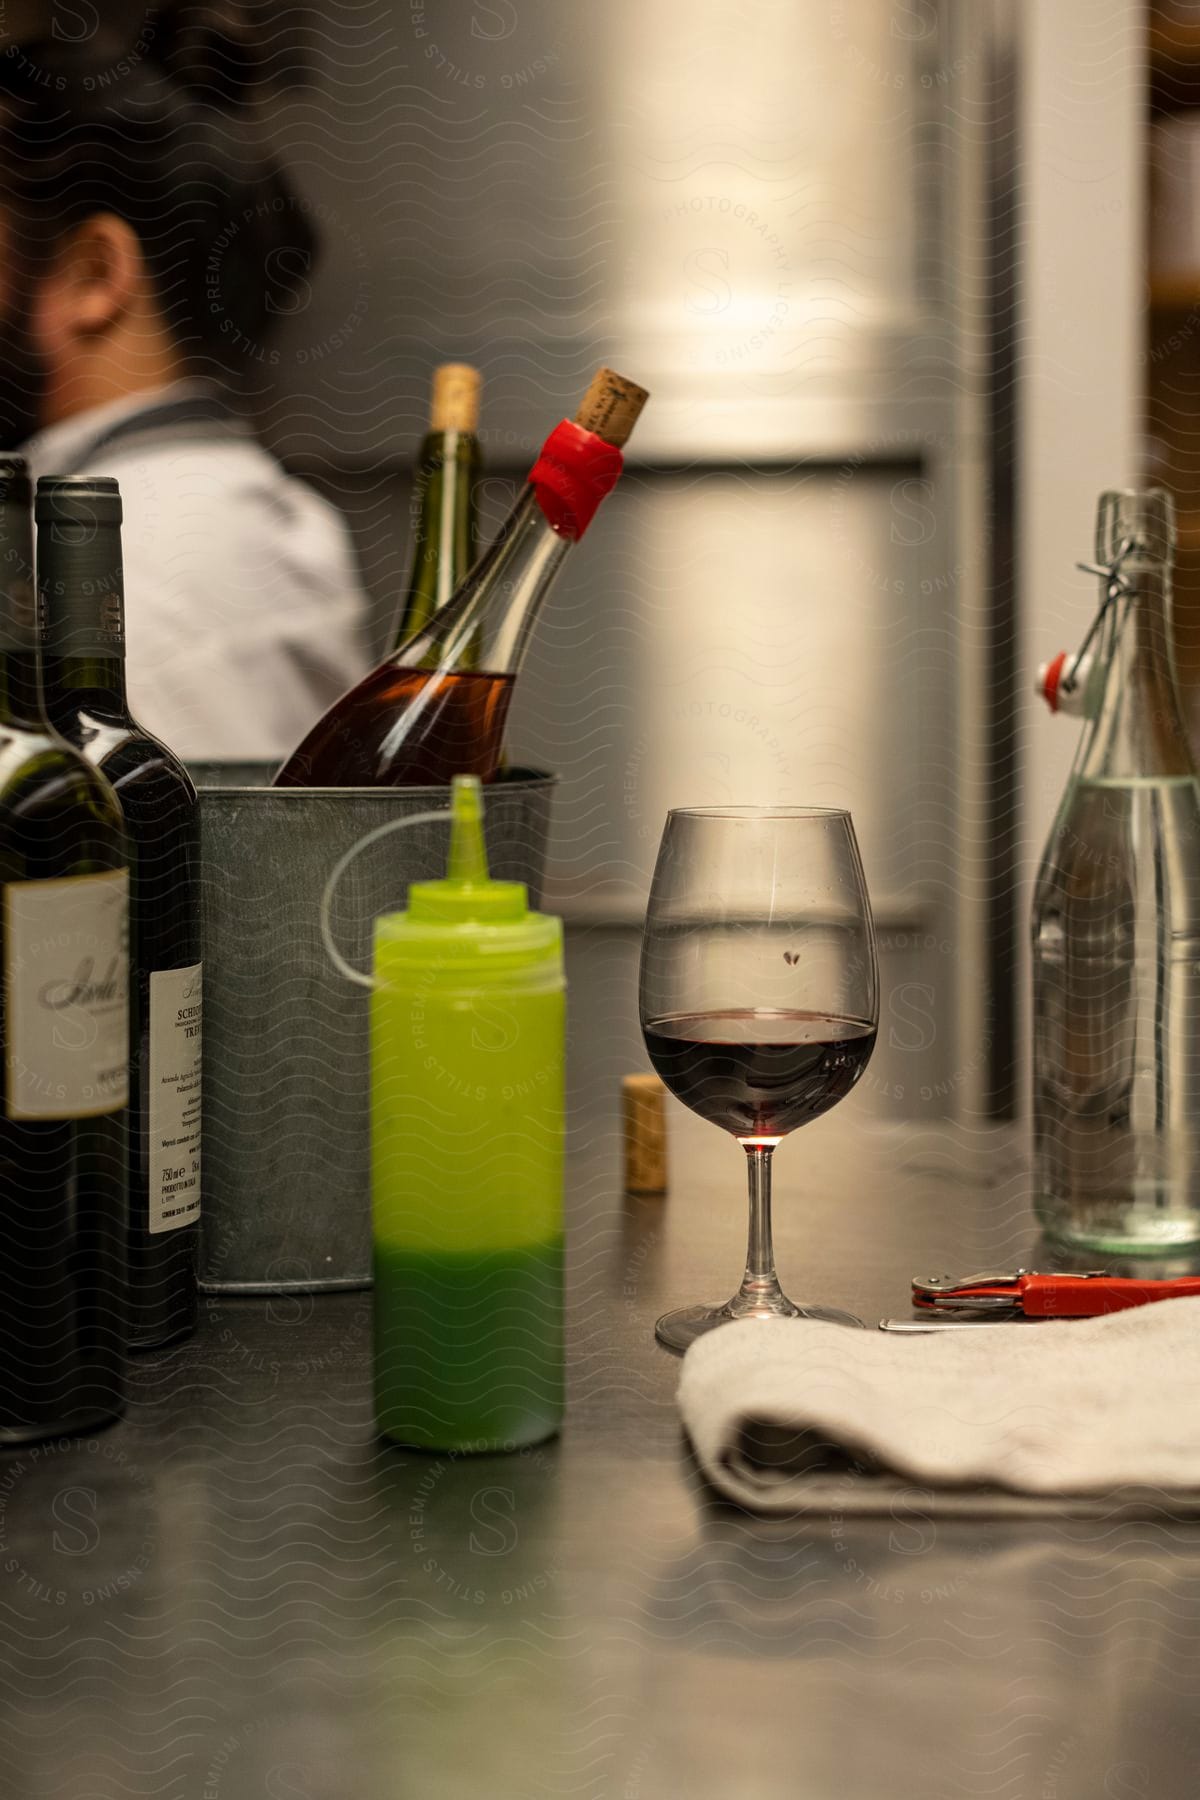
<box><xmin>644</xmin><ymin>1010</ymin><xmax>877</xmax><ymax>1139</ymax></box>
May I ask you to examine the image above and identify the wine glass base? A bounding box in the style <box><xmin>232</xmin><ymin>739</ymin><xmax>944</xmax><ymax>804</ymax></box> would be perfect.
<box><xmin>655</xmin><ymin>1298</ymin><xmax>864</xmax><ymax>1353</ymax></box>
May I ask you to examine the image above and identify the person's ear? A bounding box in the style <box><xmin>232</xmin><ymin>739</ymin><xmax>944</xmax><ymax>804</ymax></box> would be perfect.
<box><xmin>36</xmin><ymin>213</ymin><xmax>145</xmax><ymax>351</ymax></box>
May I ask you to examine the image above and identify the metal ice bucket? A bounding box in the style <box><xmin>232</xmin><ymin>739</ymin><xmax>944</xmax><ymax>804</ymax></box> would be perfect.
<box><xmin>190</xmin><ymin>763</ymin><xmax>556</xmax><ymax>1291</ymax></box>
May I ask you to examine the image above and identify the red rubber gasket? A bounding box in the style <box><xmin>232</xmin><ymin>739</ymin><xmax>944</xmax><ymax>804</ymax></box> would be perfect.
<box><xmin>529</xmin><ymin>419</ymin><xmax>624</xmax><ymax>540</ymax></box>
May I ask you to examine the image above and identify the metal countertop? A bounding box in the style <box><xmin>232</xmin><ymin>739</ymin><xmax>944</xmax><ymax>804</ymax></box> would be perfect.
<box><xmin>3</xmin><ymin>933</ymin><xmax>1198</xmax><ymax>1800</ymax></box>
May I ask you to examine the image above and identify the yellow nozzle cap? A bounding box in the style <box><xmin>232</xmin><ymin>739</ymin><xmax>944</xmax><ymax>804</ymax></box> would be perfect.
<box><xmin>447</xmin><ymin>775</ymin><xmax>490</xmax><ymax>884</ymax></box>
<box><xmin>407</xmin><ymin>773</ymin><xmax>528</xmax><ymax>923</ymax></box>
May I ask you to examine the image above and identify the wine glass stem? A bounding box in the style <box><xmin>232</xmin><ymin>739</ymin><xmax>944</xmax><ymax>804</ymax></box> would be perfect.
<box><xmin>740</xmin><ymin>1143</ymin><xmax>783</xmax><ymax>1306</ymax></box>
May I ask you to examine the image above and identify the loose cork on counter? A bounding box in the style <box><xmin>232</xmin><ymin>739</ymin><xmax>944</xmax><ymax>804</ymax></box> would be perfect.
<box><xmin>622</xmin><ymin>1073</ymin><xmax>668</xmax><ymax>1195</ymax></box>
<box><xmin>430</xmin><ymin>363</ymin><xmax>482</xmax><ymax>433</ymax></box>
<box><xmin>575</xmin><ymin>368</ymin><xmax>650</xmax><ymax>449</ymax></box>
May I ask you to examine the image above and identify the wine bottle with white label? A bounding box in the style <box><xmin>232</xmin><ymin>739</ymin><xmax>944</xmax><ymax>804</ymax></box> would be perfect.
<box><xmin>0</xmin><ymin>457</ymin><xmax>130</xmax><ymax>1441</ymax></box>
<box><xmin>38</xmin><ymin>476</ymin><xmax>201</xmax><ymax>1349</ymax></box>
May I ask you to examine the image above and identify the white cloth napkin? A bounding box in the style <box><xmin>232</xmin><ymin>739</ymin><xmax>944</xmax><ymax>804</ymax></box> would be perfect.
<box><xmin>676</xmin><ymin>1301</ymin><xmax>1200</xmax><ymax>1513</ymax></box>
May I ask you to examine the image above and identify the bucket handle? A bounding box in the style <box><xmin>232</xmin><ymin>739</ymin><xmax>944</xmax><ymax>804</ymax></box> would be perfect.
<box><xmin>319</xmin><ymin>807</ymin><xmax>452</xmax><ymax>990</ymax></box>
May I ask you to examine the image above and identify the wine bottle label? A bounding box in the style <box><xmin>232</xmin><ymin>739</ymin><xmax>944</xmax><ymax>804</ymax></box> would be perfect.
<box><xmin>148</xmin><ymin>962</ymin><xmax>202</xmax><ymax>1234</ymax></box>
<box><xmin>3</xmin><ymin>870</ymin><xmax>129</xmax><ymax>1121</ymax></box>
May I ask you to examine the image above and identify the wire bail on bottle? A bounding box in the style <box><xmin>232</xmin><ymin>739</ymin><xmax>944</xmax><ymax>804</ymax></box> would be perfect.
<box><xmin>1036</xmin><ymin>534</ymin><xmax>1137</xmax><ymax>716</ymax></box>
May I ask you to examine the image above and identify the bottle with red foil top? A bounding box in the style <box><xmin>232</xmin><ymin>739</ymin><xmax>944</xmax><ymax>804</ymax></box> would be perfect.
<box><xmin>273</xmin><ymin>367</ymin><xmax>649</xmax><ymax>788</ymax></box>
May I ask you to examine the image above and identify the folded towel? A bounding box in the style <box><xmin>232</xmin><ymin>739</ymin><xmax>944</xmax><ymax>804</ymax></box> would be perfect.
<box><xmin>677</xmin><ymin>1300</ymin><xmax>1200</xmax><ymax>1513</ymax></box>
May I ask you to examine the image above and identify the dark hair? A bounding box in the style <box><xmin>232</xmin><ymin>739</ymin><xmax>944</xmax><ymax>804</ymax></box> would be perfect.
<box><xmin>0</xmin><ymin>3</ymin><xmax>318</xmax><ymax>371</ymax></box>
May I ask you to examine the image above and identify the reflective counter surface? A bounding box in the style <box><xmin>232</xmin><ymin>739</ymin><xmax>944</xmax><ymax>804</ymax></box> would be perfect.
<box><xmin>3</xmin><ymin>931</ymin><xmax>1198</xmax><ymax>1800</ymax></box>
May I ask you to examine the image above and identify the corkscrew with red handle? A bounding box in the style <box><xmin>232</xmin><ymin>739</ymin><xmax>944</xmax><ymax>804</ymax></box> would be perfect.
<box><xmin>911</xmin><ymin>1269</ymin><xmax>1200</xmax><ymax>1318</ymax></box>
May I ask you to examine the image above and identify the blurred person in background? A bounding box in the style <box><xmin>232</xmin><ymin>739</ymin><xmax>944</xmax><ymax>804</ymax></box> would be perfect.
<box><xmin>0</xmin><ymin>4</ymin><xmax>368</xmax><ymax>759</ymax></box>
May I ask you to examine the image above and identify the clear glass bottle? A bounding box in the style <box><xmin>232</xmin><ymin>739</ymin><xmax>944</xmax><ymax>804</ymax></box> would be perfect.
<box><xmin>1032</xmin><ymin>488</ymin><xmax>1200</xmax><ymax>1251</ymax></box>
<box><xmin>273</xmin><ymin>367</ymin><xmax>648</xmax><ymax>789</ymax></box>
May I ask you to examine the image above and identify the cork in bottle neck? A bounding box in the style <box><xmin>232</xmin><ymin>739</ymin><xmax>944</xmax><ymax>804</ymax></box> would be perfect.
<box><xmin>430</xmin><ymin>364</ymin><xmax>482</xmax><ymax>434</ymax></box>
<box><xmin>573</xmin><ymin>368</ymin><xmax>650</xmax><ymax>449</ymax></box>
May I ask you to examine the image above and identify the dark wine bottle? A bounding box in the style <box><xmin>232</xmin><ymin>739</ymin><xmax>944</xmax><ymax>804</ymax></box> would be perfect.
<box><xmin>38</xmin><ymin>477</ymin><xmax>201</xmax><ymax>1350</ymax></box>
<box><xmin>0</xmin><ymin>458</ymin><xmax>130</xmax><ymax>1442</ymax></box>
<box><xmin>392</xmin><ymin>363</ymin><xmax>482</xmax><ymax>655</ymax></box>
<box><xmin>273</xmin><ymin>366</ymin><xmax>649</xmax><ymax>788</ymax></box>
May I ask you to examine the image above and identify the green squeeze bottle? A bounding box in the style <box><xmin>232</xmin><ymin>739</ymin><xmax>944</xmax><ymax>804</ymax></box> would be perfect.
<box><xmin>372</xmin><ymin>775</ymin><xmax>565</xmax><ymax>1451</ymax></box>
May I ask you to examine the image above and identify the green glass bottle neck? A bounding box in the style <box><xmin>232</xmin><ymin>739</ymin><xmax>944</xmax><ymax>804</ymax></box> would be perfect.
<box><xmin>394</xmin><ymin>429</ymin><xmax>481</xmax><ymax>652</ymax></box>
<box><xmin>40</xmin><ymin>652</ymin><xmax>130</xmax><ymax>725</ymax></box>
<box><xmin>0</xmin><ymin>649</ymin><xmax>46</xmax><ymax>730</ymax></box>
<box><xmin>0</xmin><ymin>487</ymin><xmax>40</xmax><ymax>728</ymax></box>
<box><xmin>0</xmin><ymin>540</ymin><xmax>43</xmax><ymax>729</ymax></box>
<box><xmin>1077</xmin><ymin>560</ymin><xmax>1196</xmax><ymax>783</ymax></box>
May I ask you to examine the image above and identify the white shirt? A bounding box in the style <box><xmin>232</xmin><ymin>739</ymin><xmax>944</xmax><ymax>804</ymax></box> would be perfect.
<box><xmin>22</xmin><ymin>385</ymin><xmax>369</xmax><ymax>762</ymax></box>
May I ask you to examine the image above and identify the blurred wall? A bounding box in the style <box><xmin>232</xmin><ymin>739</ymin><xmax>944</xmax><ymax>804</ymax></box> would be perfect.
<box><xmin>1018</xmin><ymin>0</ymin><xmax>1144</xmax><ymax>1097</ymax></box>
<box><xmin>248</xmin><ymin>0</ymin><xmax>1015</xmax><ymax>1122</ymax></box>
<box><xmin>0</xmin><ymin>3</ymin><xmax>1146</xmax><ymax>1126</ymax></box>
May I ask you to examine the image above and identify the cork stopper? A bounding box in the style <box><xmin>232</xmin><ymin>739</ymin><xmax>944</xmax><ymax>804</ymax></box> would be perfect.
<box><xmin>622</xmin><ymin>1074</ymin><xmax>668</xmax><ymax>1196</ymax></box>
<box><xmin>430</xmin><ymin>363</ymin><xmax>482</xmax><ymax>433</ymax></box>
<box><xmin>574</xmin><ymin>367</ymin><xmax>649</xmax><ymax>449</ymax></box>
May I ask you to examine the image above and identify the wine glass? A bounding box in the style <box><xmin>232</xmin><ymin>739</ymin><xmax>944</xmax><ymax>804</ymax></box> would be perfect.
<box><xmin>639</xmin><ymin>806</ymin><xmax>879</xmax><ymax>1352</ymax></box>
